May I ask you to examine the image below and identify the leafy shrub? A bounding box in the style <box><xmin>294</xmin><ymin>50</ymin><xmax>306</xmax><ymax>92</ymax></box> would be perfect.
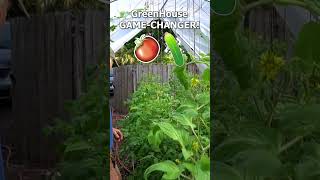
<box><xmin>117</xmin><ymin>48</ymin><xmax>211</xmax><ymax>180</ymax></box>
<box><xmin>118</xmin><ymin>76</ymin><xmax>180</xmax><ymax>178</ymax></box>
<box><xmin>145</xmin><ymin>70</ymin><xmax>210</xmax><ymax>180</ymax></box>
<box><xmin>212</xmin><ymin>1</ymin><xmax>320</xmax><ymax>178</ymax></box>
<box><xmin>45</xmin><ymin>64</ymin><xmax>108</xmax><ymax>180</ymax></box>
<box><xmin>119</xmin><ymin>63</ymin><xmax>210</xmax><ymax>180</ymax></box>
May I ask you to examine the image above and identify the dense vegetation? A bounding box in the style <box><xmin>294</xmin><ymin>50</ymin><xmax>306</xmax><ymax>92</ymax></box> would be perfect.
<box><xmin>45</xmin><ymin>64</ymin><xmax>108</xmax><ymax>180</ymax></box>
<box><xmin>118</xmin><ymin>44</ymin><xmax>210</xmax><ymax>179</ymax></box>
<box><xmin>212</xmin><ymin>0</ymin><xmax>320</xmax><ymax>179</ymax></box>
<box><xmin>38</xmin><ymin>0</ymin><xmax>320</xmax><ymax>179</ymax></box>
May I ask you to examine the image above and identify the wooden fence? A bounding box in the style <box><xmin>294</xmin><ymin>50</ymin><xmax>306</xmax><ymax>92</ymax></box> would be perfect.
<box><xmin>247</xmin><ymin>6</ymin><xmax>317</xmax><ymax>42</ymax></box>
<box><xmin>245</xmin><ymin>6</ymin><xmax>318</xmax><ymax>58</ymax></box>
<box><xmin>246</xmin><ymin>6</ymin><xmax>293</xmax><ymax>42</ymax></box>
<box><xmin>2</xmin><ymin>10</ymin><xmax>107</xmax><ymax>168</ymax></box>
<box><xmin>111</xmin><ymin>64</ymin><xmax>199</xmax><ymax>114</ymax></box>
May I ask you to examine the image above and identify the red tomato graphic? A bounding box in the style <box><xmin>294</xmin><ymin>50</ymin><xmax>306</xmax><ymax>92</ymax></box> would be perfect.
<box><xmin>134</xmin><ymin>35</ymin><xmax>160</xmax><ymax>63</ymax></box>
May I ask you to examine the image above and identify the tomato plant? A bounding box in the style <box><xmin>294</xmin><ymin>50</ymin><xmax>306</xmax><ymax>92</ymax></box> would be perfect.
<box><xmin>118</xmin><ymin>48</ymin><xmax>210</xmax><ymax>179</ymax></box>
<box><xmin>118</xmin><ymin>76</ymin><xmax>180</xmax><ymax>178</ymax></box>
<box><xmin>144</xmin><ymin>77</ymin><xmax>210</xmax><ymax>179</ymax></box>
<box><xmin>212</xmin><ymin>1</ymin><xmax>320</xmax><ymax>179</ymax></box>
<box><xmin>139</xmin><ymin>34</ymin><xmax>210</xmax><ymax>180</ymax></box>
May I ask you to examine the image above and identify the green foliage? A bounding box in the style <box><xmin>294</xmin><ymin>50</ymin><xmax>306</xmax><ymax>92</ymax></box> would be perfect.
<box><xmin>118</xmin><ymin>76</ymin><xmax>179</xmax><ymax>178</ymax></box>
<box><xmin>119</xmin><ymin>55</ymin><xmax>210</xmax><ymax>179</ymax></box>
<box><xmin>174</xmin><ymin>66</ymin><xmax>190</xmax><ymax>90</ymax></box>
<box><xmin>211</xmin><ymin>0</ymin><xmax>320</xmax><ymax>89</ymax></box>
<box><xmin>144</xmin><ymin>161</ymin><xmax>181</xmax><ymax>180</ymax></box>
<box><xmin>143</xmin><ymin>53</ymin><xmax>210</xmax><ymax>179</ymax></box>
<box><xmin>45</xmin><ymin>64</ymin><xmax>108</xmax><ymax>180</ymax></box>
<box><xmin>294</xmin><ymin>22</ymin><xmax>320</xmax><ymax>67</ymax></box>
<box><xmin>212</xmin><ymin>2</ymin><xmax>320</xmax><ymax>178</ymax></box>
<box><xmin>110</xmin><ymin>25</ymin><xmax>117</xmax><ymax>32</ymax></box>
<box><xmin>160</xmin><ymin>52</ymin><xmax>175</xmax><ymax>64</ymax></box>
<box><xmin>114</xmin><ymin>45</ymin><xmax>136</xmax><ymax>66</ymax></box>
<box><xmin>212</xmin><ymin>3</ymin><xmax>252</xmax><ymax>88</ymax></box>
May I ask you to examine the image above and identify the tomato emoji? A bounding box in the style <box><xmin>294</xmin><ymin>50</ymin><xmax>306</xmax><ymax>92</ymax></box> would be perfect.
<box><xmin>134</xmin><ymin>34</ymin><xmax>160</xmax><ymax>63</ymax></box>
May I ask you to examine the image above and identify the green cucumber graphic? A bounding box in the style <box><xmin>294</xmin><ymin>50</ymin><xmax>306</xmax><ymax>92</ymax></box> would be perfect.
<box><xmin>164</xmin><ymin>32</ymin><xmax>184</xmax><ymax>67</ymax></box>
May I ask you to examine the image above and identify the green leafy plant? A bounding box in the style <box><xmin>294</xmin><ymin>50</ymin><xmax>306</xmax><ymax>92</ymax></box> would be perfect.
<box><xmin>118</xmin><ymin>76</ymin><xmax>180</xmax><ymax>178</ymax></box>
<box><xmin>118</xmin><ymin>54</ymin><xmax>210</xmax><ymax>179</ymax></box>
<box><xmin>212</xmin><ymin>1</ymin><xmax>320</xmax><ymax>178</ymax></box>
<box><xmin>212</xmin><ymin>0</ymin><xmax>320</xmax><ymax>89</ymax></box>
<box><xmin>159</xmin><ymin>52</ymin><xmax>175</xmax><ymax>64</ymax></box>
<box><xmin>143</xmin><ymin>34</ymin><xmax>210</xmax><ymax>180</ymax></box>
<box><xmin>144</xmin><ymin>83</ymin><xmax>210</xmax><ymax>179</ymax></box>
<box><xmin>45</xmin><ymin>64</ymin><xmax>108</xmax><ymax>180</ymax></box>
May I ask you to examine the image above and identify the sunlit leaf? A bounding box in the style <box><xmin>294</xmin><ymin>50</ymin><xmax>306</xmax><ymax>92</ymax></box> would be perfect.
<box><xmin>202</xmin><ymin>68</ymin><xmax>210</xmax><ymax>82</ymax></box>
<box><xmin>156</xmin><ymin>122</ymin><xmax>182</xmax><ymax>143</ymax></box>
<box><xmin>147</xmin><ymin>126</ymin><xmax>163</xmax><ymax>151</ymax></box>
<box><xmin>194</xmin><ymin>161</ymin><xmax>210</xmax><ymax>180</ymax></box>
<box><xmin>156</xmin><ymin>122</ymin><xmax>193</xmax><ymax>160</ymax></box>
<box><xmin>176</xmin><ymin>103</ymin><xmax>197</xmax><ymax>113</ymax></box>
<box><xmin>199</xmin><ymin>155</ymin><xmax>210</xmax><ymax>171</ymax></box>
<box><xmin>173</xmin><ymin>114</ymin><xmax>196</xmax><ymax>129</ymax></box>
<box><xmin>182</xmin><ymin>147</ymin><xmax>193</xmax><ymax>160</ymax></box>
<box><xmin>182</xmin><ymin>162</ymin><xmax>195</xmax><ymax>175</ymax></box>
<box><xmin>144</xmin><ymin>160</ymin><xmax>181</xmax><ymax>180</ymax></box>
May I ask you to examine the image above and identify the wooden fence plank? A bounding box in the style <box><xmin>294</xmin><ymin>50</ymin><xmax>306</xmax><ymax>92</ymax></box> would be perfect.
<box><xmin>33</xmin><ymin>14</ymin><xmax>41</xmax><ymax>165</ymax></box>
<box><xmin>46</xmin><ymin>13</ymin><xmax>58</xmax><ymax>167</ymax></box>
